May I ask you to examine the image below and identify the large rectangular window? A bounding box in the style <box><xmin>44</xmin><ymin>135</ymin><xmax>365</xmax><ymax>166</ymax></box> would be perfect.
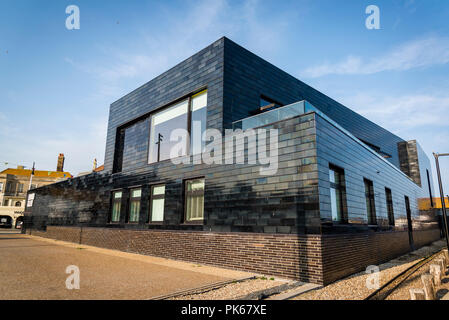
<box><xmin>329</xmin><ymin>164</ymin><xmax>347</xmax><ymax>222</ymax></box>
<box><xmin>185</xmin><ymin>178</ymin><xmax>205</xmax><ymax>222</ymax></box>
<box><xmin>364</xmin><ymin>178</ymin><xmax>376</xmax><ymax>225</ymax></box>
<box><xmin>385</xmin><ymin>187</ymin><xmax>395</xmax><ymax>226</ymax></box>
<box><xmin>128</xmin><ymin>188</ymin><xmax>141</xmax><ymax>223</ymax></box>
<box><xmin>149</xmin><ymin>185</ymin><xmax>165</xmax><ymax>222</ymax></box>
<box><xmin>111</xmin><ymin>191</ymin><xmax>122</xmax><ymax>222</ymax></box>
<box><xmin>149</xmin><ymin>99</ymin><xmax>189</xmax><ymax>163</ymax></box>
<box><xmin>148</xmin><ymin>90</ymin><xmax>208</xmax><ymax>164</ymax></box>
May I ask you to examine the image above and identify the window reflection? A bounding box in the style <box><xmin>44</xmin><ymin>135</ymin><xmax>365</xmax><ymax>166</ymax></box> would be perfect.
<box><xmin>191</xmin><ymin>90</ymin><xmax>207</xmax><ymax>156</ymax></box>
<box><xmin>150</xmin><ymin>185</ymin><xmax>165</xmax><ymax>222</ymax></box>
<box><xmin>149</xmin><ymin>99</ymin><xmax>189</xmax><ymax>163</ymax></box>
<box><xmin>329</xmin><ymin>164</ymin><xmax>346</xmax><ymax>222</ymax></box>
<box><xmin>185</xmin><ymin>178</ymin><xmax>205</xmax><ymax>221</ymax></box>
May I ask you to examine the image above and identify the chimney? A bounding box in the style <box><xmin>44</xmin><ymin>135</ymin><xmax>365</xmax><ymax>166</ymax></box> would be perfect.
<box><xmin>57</xmin><ymin>153</ymin><xmax>65</xmax><ymax>172</ymax></box>
<box><xmin>17</xmin><ymin>165</ymin><xmax>24</xmax><ymax>170</ymax></box>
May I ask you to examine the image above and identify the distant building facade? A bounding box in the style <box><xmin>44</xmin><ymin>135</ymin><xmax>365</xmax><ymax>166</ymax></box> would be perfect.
<box><xmin>0</xmin><ymin>155</ymin><xmax>71</xmax><ymax>228</ymax></box>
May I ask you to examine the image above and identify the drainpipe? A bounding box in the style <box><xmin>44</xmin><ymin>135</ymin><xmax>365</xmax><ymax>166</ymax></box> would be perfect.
<box><xmin>433</xmin><ymin>153</ymin><xmax>449</xmax><ymax>250</ymax></box>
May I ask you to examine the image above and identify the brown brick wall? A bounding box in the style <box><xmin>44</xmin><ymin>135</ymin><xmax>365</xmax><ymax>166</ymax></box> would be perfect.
<box><xmin>28</xmin><ymin>226</ymin><xmax>440</xmax><ymax>285</ymax></box>
<box><xmin>321</xmin><ymin>229</ymin><xmax>441</xmax><ymax>284</ymax></box>
<box><xmin>29</xmin><ymin>226</ymin><xmax>324</xmax><ymax>284</ymax></box>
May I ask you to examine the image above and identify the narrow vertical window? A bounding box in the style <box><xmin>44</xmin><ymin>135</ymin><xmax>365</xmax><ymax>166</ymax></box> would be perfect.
<box><xmin>185</xmin><ymin>178</ymin><xmax>205</xmax><ymax>222</ymax></box>
<box><xmin>149</xmin><ymin>185</ymin><xmax>165</xmax><ymax>222</ymax></box>
<box><xmin>26</xmin><ymin>193</ymin><xmax>35</xmax><ymax>208</ymax></box>
<box><xmin>426</xmin><ymin>169</ymin><xmax>434</xmax><ymax>207</ymax></box>
<box><xmin>111</xmin><ymin>191</ymin><xmax>122</xmax><ymax>222</ymax></box>
<box><xmin>128</xmin><ymin>188</ymin><xmax>141</xmax><ymax>223</ymax></box>
<box><xmin>190</xmin><ymin>90</ymin><xmax>207</xmax><ymax>156</ymax></box>
<box><xmin>18</xmin><ymin>183</ymin><xmax>24</xmax><ymax>193</ymax></box>
<box><xmin>329</xmin><ymin>164</ymin><xmax>347</xmax><ymax>222</ymax></box>
<box><xmin>385</xmin><ymin>188</ymin><xmax>395</xmax><ymax>226</ymax></box>
<box><xmin>364</xmin><ymin>178</ymin><xmax>376</xmax><ymax>225</ymax></box>
<box><xmin>0</xmin><ymin>182</ymin><xmax>3</xmax><ymax>192</ymax></box>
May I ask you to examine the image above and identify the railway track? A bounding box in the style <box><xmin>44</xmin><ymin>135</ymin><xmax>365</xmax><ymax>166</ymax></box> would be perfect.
<box><xmin>365</xmin><ymin>249</ymin><xmax>445</xmax><ymax>300</ymax></box>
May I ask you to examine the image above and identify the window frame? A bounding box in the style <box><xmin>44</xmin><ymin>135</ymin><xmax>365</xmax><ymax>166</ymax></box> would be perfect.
<box><xmin>110</xmin><ymin>190</ymin><xmax>123</xmax><ymax>223</ymax></box>
<box><xmin>385</xmin><ymin>187</ymin><xmax>395</xmax><ymax>226</ymax></box>
<box><xmin>364</xmin><ymin>178</ymin><xmax>377</xmax><ymax>225</ymax></box>
<box><xmin>147</xmin><ymin>88</ymin><xmax>207</xmax><ymax>165</ymax></box>
<box><xmin>128</xmin><ymin>187</ymin><xmax>142</xmax><ymax>224</ymax></box>
<box><xmin>183</xmin><ymin>177</ymin><xmax>205</xmax><ymax>224</ymax></box>
<box><xmin>148</xmin><ymin>184</ymin><xmax>166</xmax><ymax>224</ymax></box>
<box><xmin>329</xmin><ymin>164</ymin><xmax>348</xmax><ymax>223</ymax></box>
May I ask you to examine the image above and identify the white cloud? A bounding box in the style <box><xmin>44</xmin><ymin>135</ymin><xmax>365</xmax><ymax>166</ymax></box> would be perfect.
<box><xmin>4</xmin><ymin>0</ymin><xmax>295</xmax><ymax>175</ymax></box>
<box><xmin>0</xmin><ymin>116</ymin><xmax>107</xmax><ymax>176</ymax></box>
<box><xmin>346</xmin><ymin>92</ymin><xmax>449</xmax><ymax>130</ymax></box>
<box><xmin>66</xmin><ymin>0</ymin><xmax>294</xmax><ymax>92</ymax></box>
<box><xmin>302</xmin><ymin>36</ymin><xmax>449</xmax><ymax>77</ymax></box>
<box><xmin>338</xmin><ymin>90</ymin><xmax>449</xmax><ymax>193</ymax></box>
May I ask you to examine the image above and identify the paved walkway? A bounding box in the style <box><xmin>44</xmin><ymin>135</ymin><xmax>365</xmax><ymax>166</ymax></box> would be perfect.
<box><xmin>0</xmin><ymin>233</ymin><xmax>252</xmax><ymax>300</ymax></box>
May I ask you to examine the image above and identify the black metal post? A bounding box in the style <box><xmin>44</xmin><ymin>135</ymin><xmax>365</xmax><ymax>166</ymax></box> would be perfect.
<box><xmin>433</xmin><ymin>152</ymin><xmax>449</xmax><ymax>250</ymax></box>
<box><xmin>156</xmin><ymin>133</ymin><xmax>163</xmax><ymax>162</ymax></box>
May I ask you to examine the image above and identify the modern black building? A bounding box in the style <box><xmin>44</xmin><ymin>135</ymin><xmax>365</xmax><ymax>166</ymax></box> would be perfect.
<box><xmin>24</xmin><ymin>37</ymin><xmax>440</xmax><ymax>285</ymax></box>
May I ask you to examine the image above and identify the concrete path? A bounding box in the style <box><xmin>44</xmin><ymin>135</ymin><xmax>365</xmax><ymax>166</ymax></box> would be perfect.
<box><xmin>0</xmin><ymin>233</ymin><xmax>253</xmax><ymax>300</ymax></box>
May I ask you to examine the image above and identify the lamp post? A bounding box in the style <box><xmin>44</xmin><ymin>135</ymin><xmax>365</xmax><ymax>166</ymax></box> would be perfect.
<box><xmin>433</xmin><ymin>153</ymin><xmax>449</xmax><ymax>249</ymax></box>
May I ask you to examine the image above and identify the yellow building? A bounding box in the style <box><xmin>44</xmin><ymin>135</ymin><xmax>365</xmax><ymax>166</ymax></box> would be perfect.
<box><xmin>0</xmin><ymin>154</ymin><xmax>72</xmax><ymax>228</ymax></box>
<box><xmin>419</xmin><ymin>197</ymin><xmax>449</xmax><ymax>210</ymax></box>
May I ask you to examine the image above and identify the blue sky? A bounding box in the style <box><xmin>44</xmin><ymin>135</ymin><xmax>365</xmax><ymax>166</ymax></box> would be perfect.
<box><xmin>1</xmin><ymin>0</ymin><xmax>449</xmax><ymax>194</ymax></box>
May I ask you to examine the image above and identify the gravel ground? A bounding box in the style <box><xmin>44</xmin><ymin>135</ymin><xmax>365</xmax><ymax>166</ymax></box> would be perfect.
<box><xmin>293</xmin><ymin>240</ymin><xmax>446</xmax><ymax>300</ymax></box>
<box><xmin>386</xmin><ymin>251</ymin><xmax>449</xmax><ymax>300</ymax></box>
<box><xmin>170</xmin><ymin>278</ymin><xmax>287</xmax><ymax>300</ymax></box>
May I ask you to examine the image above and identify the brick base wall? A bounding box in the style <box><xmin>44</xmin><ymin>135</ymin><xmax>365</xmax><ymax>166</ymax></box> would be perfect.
<box><xmin>321</xmin><ymin>229</ymin><xmax>441</xmax><ymax>284</ymax></box>
<box><xmin>27</xmin><ymin>226</ymin><xmax>440</xmax><ymax>285</ymax></box>
<box><xmin>28</xmin><ymin>226</ymin><xmax>324</xmax><ymax>284</ymax></box>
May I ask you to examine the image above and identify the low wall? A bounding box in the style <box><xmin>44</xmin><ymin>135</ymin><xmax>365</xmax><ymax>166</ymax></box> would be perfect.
<box><xmin>28</xmin><ymin>226</ymin><xmax>324</xmax><ymax>284</ymax></box>
<box><xmin>321</xmin><ymin>229</ymin><xmax>441</xmax><ymax>284</ymax></box>
<box><xmin>27</xmin><ymin>226</ymin><xmax>441</xmax><ymax>285</ymax></box>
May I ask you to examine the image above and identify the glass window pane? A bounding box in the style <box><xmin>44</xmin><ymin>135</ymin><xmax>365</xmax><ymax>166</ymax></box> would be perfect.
<box><xmin>149</xmin><ymin>99</ymin><xmax>188</xmax><ymax>163</ymax></box>
<box><xmin>152</xmin><ymin>185</ymin><xmax>165</xmax><ymax>195</ymax></box>
<box><xmin>330</xmin><ymin>188</ymin><xmax>340</xmax><ymax>221</ymax></box>
<box><xmin>131</xmin><ymin>189</ymin><xmax>141</xmax><ymax>198</ymax></box>
<box><xmin>185</xmin><ymin>179</ymin><xmax>205</xmax><ymax>221</ymax></box>
<box><xmin>114</xmin><ymin>191</ymin><xmax>122</xmax><ymax>199</ymax></box>
<box><xmin>191</xmin><ymin>91</ymin><xmax>207</xmax><ymax>155</ymax></box>
<box><xmin>329</xmin><ymin>170</ymin><xmax>336</xmax><ymax>183</ymax></box>
<box><xmin>191</xmin><ymin>90</ymin><xmax>207</xmax><ymax>111</ymax></box>
<box><xmin>129</xmin><ymin>200</ymin><xmax>140</xmax><ymax>222</ymax></box>
<box><xmin>112</xmin><ymin>202</ymin><xmax>121</xmax><ymax>222</ymax></box>
<box><xmin>187</xmin><ymin>179</ymin><xmax>205</xmax><ymax>191</ymax></box>
<box><xmin>151</xmin><ymin>198</ymin><xmax>165</xmax><ymax>222</ymax></box>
